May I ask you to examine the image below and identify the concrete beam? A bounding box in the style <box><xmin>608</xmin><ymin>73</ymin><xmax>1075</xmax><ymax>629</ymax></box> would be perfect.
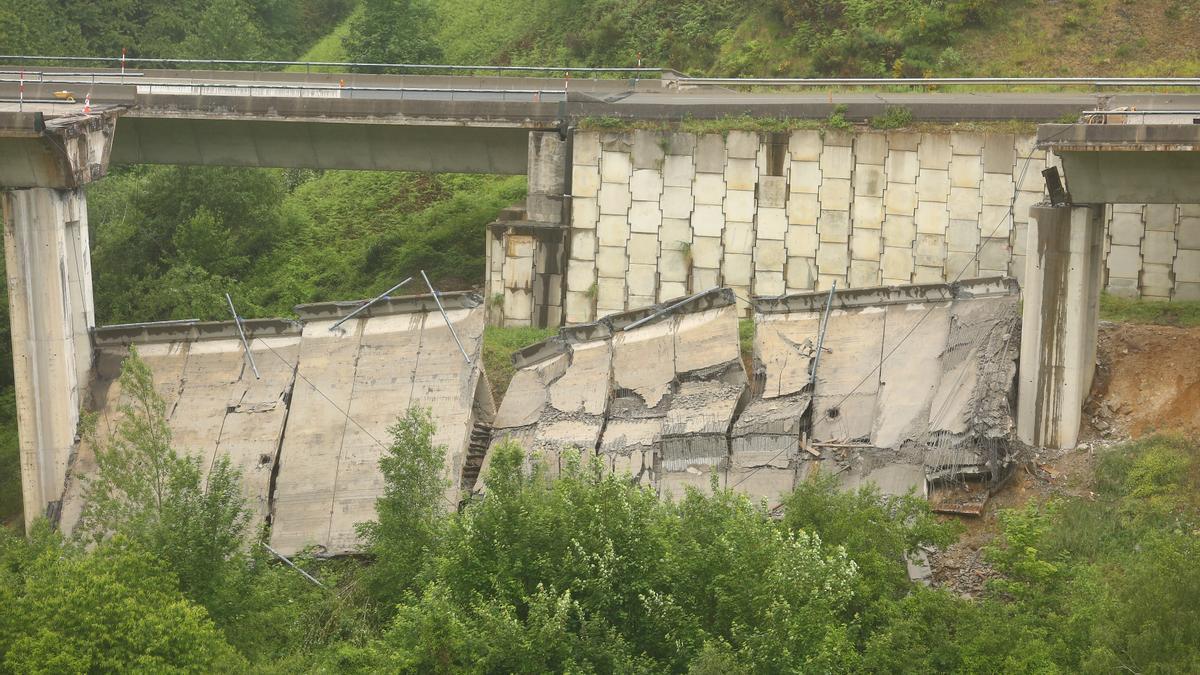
<box><xmin>1038</xmin><ymin>123</ymin><xmax>1200</xmax><ymax>204</ymax></box>
<box><xmin>0</xmin><ymin>110</ymin><xmax>120</xmax><ymax>188</ymax></box>
<box><xmin>1017</xmin><ymin>204</ymin><xmax>1105</xmax><ymax>449</ymax></box>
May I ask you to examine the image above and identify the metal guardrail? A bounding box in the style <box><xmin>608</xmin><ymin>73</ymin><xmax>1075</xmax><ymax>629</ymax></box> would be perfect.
<box><xmin>1081</xmin><ymin>109</ymin><xmax>1200</xmax><ymax>114</ymax></box>
<box><xmin>0</xmin><ymin>54</ymin><xmax>663</xmax><ymax>76</ymax></box>
<box><xmin>674</xmin><ymin>76</ymin><xmax>1200</xmax><ymax>87</ymax></box>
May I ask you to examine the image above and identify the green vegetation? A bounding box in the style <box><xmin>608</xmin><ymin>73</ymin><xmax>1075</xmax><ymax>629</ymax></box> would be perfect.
<box><xmin>483</xmin><ymin>326</ymin><xmax>557</xmax><ymax>399</ymax></box>
<box><xmin>1100</xmin><ymin>292</ymin><xmax>1200</xmax><ymax>327</ymax></box>
<box><xmin>5</xmin><ymin>352</ymin><xmax>1199</xmax><ymax>671</ymax></box>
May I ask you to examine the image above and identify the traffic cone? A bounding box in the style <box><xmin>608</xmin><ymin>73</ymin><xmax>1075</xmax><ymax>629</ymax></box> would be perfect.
<box><xmin>82</xmin><ymin>93</ymin><xmax>91</xmax><ymax>114</ymax></box>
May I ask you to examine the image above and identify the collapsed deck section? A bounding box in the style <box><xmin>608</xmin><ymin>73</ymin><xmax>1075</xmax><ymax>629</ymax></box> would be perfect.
<box><xmin>59</xmin><ymin>292</ymin><xmax>490</xmax><ymax>557</ymax></box>
<box><xmin>745</xmin><ymin>278</ymin><xmax>1021</xmax><ymax>508</ymax></box>
<box><xmin>486</xmin><ymin>289</ymin><xmax>749</xmax><ymax>496</ymax></box>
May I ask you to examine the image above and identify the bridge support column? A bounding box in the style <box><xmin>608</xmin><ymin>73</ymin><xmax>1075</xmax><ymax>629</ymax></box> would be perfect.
<box><xmin>2</xmin><ymin>187</ymin><xmax>95</xmax><ymax>529</ymax></box>
<box><xmin>1017</xmin><ymin>203</ymin><xmax>1104</xmax><ymax>449</ymax></box>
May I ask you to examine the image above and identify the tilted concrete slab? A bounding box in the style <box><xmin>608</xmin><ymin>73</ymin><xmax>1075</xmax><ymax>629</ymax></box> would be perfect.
<box><xmin>57</xmin><ymin>292</ymin><xmax>489</xmax><ymax>557</ymax></box>
<box><xmin>1037</xmin><ymin>123</ymin><xmax>1200</xmax><ymax>204</ymax></box>
<box><xmin>744</xmin><ymin>278</ymin><xmax>1020</xmax><ymax>502</ymax></box>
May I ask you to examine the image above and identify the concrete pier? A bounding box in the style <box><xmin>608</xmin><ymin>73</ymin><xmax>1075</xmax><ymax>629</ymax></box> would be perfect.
<box><xmin>1017</xmin><ymin>204</ymin><xmax>1105</xmax><ymax>449</ymax></box>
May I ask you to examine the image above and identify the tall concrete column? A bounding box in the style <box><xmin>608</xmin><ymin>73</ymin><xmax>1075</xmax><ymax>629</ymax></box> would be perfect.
<box><xmin>2</xmin><ymin>187</ymin><xmax>95</xmax><ymax>528</ymax></box>
<box><xmin>1017</xmin><ymin>204</ymin><xmax>1104</xmax><ymax>449</ymax></box>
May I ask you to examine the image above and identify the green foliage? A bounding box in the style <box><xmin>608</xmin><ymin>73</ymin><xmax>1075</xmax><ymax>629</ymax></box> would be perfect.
<box><xmin>870</xmin><ymin>105</ymin><xmax>914</xmax><ymax>129</ymax></box>
<box><xmin>358</xmin><ymin>408</ymin><xmax>449</xmax><ymax>615</ymax></box>
<box><xmin>342</xmin><ymin>0</ymin><xmax>442</xmax><ymax>66</ymax></box>
<box><xmin>0</xmin><ymin>524</ymin><xmax>245</xmax><ymax>673</ymax></box>
<box><xmin>827</xmin><ymin>103</ymin><xmax>853</xmax><ymax>130</ymax></box>
<box><xmin>482</xmin><ymin>325</ymin><xmax>557</xmax><ymax>399</ymax></box>
<box><xmin>1099</xmin><ymin>291</ymin><xmax>1200</xmax><ymax>327</ymax></box>
<box><xmin>738</xmin><ymin>318</ymin><xmax>754</xmax><ymax>361</ymax></box>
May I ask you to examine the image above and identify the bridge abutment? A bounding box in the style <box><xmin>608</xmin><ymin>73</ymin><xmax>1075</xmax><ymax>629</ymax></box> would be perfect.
<box><xmin>1017</xmin><ymin>203</ymin><xmax>1105</xmax><ymax>449</ymax></box>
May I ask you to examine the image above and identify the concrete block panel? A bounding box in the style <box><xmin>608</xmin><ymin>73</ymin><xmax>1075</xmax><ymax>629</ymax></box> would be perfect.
<box><xmin>1142</xmin><ymin>262</ymin><xmax>1173</xmax><ymax>295</ymax></box>
<box><xmin>1016</xmin><ymin>160</ymin><xmax>1047</xmax><ymax>192</ymax></box>
<box><xmin>786</xmin><ymin>224</ymin><xmax>819</xmax><ymax>258</ymax></box>
<box><xmin>632</xmin><ymin>130</ymin><xmax>666</xmax><ymax>169</ymax></box>
<box><xmin>1014</xmin><ymin>134</ymin><xmax>1044</xmax><ymax>160</ymax></box>
<box><xmin>886</xmin><ymin>149</ymin><xmax>919</xmax><ymax>184</ymax></box>
<box><xmin>983</xmin><ymin>134</ymin><xmax>1016</xmax><ymax>174</ymax></box>
<box><xmin>1179</xmin><ymin>217</ymin><xmax>1200</xmax><ymax>250</ymax></box>
<box><xmin>1013</xmin><ymin>190</ymin><xmax>1042</xmax><ymax>224</ymax></box>
<box><xmin>630</xmin><ymin>169</ymin><xmax>664</xmax><ymax>202</ymax></box>
<box><xmin>1011</xmin><ymin>223</ymin><xmax>1029</xmax><ymax>257</ymax></box>
<box><xmin>817</xmin><ymin>274</ymin><xmax>847</xmax><ymax>290</ymax></box>
<box><xmin>572</xmin><ymin>196</ymin><xmax>598</xmax><ymax>229</ymax></box>
<box><xmin>725</xmin><ymin>189</ymin><xmax>757</xmax><ymax>222</ymax></box>
<box><xmin>663</xmin><ymin>154</ymin><xmax>696</xmax><ymax>188</ymax></box>
<box><xmin>661</xmin><ymin>186</ymin><xmax>694</xmax><ymax>220</ymax></box>
<box><xmin>918</xmin><ymin>134</ymin><xmax>952</xmax><ymax>169</ymax></box>
<box><xmin>851</xmin><ymin>228</ymin><xmax>882</xmax><ymax>261</ymax></box>
<box><xmin>596</xmin><ymin>245</ymin><xmax>629</xmax><ymax>278</ymax></box>
<box><xmin>726</xmin><ymin>158</ymin><xmax>759</xmax><ymax>191</ymax></box>
<box><xmin>883</xmin><ymin>215</ymin><xmax>916</xmax><ymax>247</ymax></box>
<box><xmin>660</xmin><ymin>218</ymin><xmax>693</xmax><ymax>249</ymax></box>
<box><xmin>881</xmin><ymin>246</ymin><xmax>915</xmax><ymax>282</ymax></box>
<box><xmin>1107</xmin><ymin>244</ymin><xmax>1142</xmax><ymax>279</ymax></box>
<box><xmin>786</xmin><ymin>257</ymin><xmax>818</xmax><ymax>290</ymax></box>
<box><xmin>723</xmin><ymin>252</ymin><xmax>754</xmax><ymax>285</ymax></box>
<box><xmin>755</xmin><ymin>270</ymin><xmax>786</xmax><ymax>296</ymax></box>
<box><xmin>981</xmin><ymin>205</ymin><xmax>1012</xmax><ymax>239</ymax></box>
<box><xmin>597</xmin><ymin>277</ymin><xmax>627</xmax><ymax>313</ymax></box>
<box><xmin>885</xmin><ymin>182</ymin><xmax>917</xmax><ymax>215</ymax></box>
<box><xmin>1109</xmin><ymin>211</ymin><xmax>1144</xmax><ymax>247</ymax></box>
<box><xmin>600</xmin><ymin>151</ymin><xmax>631</xmax><ymax>183</ymax></box>
<box><xmin>727</xmin><ymin>130</ymin><xmax>760</xmax><ymax>159</ymax></box>
<box><xmin>1111</xmin><ymin>203</ymin><xmax>1143</xmax><ymax>214</ymax></box>
<box><xmin>947</xmin><ymin>219</ymin><xmax>981</xmax><ymax>253</ymax></box>
<box><xmin>854</xmin><ymin>196</ymin><xmax>885</xmax><ymax>229</ymax></box>
<box><xmin>1175</xmin><ymin>281</ymin><xmax>1200</xmax><ymax>300</ymax></box>
<box><xmin>759</xmin><ymin>175</ymin><xmax>788</xmax><ymax>209</ymax></box>
<box><xmin>915</xmin><ymin>202</ymin><xmax>949</xmax><ymax>234</ymax></box>
<box><xmin>757</xmin><ymin>208</ymin><xmax>788</xmax><ymax>240</ymax></box>
<box><xmin>818</xmin><ymin>209</ymin><xmax>851</xmax><ymax>243</ymax></box>
<box><xmin>979</xmin><ymin>237</ymin><xmax>1010</xmax><ymax>272</ymax></box>
<box><xmin>724</xmin><ymin>221</ymin><xmax>755</xmax><ymax>255</ymax></box>
<box><xmin>821</xmin><ymin>144</ymin><xmax>854</xmax><ymax>179</ymax></box>
<box><xmin>660</xmin><ymin>281</ymin><xmax>689</xmax><ymax>301</ymax></box>
<box><xmin>691</xmin><ymin>235</ymin><xmax>723</xmax><ymax>269</ymax></box>
<box><xmin>788</xmin><ymin>191</ymin><xmax>820</xmax><ymax>226</ymax></box>
<box><xmin>575</xmin><ymin>131</ymin><xmax>601</xmax><ymax>165</ymax></box>
<box><xmin>598</xmin><ymin>182</ymin><xmax>632</xmax><ymax>215</ymax></box>
<box><xmin>628</xmin><ymin>263</ymin><xmax>658</xmax><ymax>297</ymax></box>
<box><xmin>692</xmin><ymin>267</ymin><xmax>721</xmax><ymax>290</ymax></box>
<box><xmin>950</xmin><ymin>132</ymin><xmax>985</xmax><ymax>156</ymax></box>
<box><xmin>567</xmin><ymin>261</ymin><xmax>596</xmax><ymax>292</ymax></box>
<box><xmin>693</xmin><ymin>173</ymin><xmax>726</xmax><ymax>205</ymax></box>
<box><xmin>820</xmin><ymin>177</ymin><xmax>852</xmax><ymax>211</ymax></box>
<box><xmin>573</xmin><ymin>165</ymin><xmax>601</xmax><ymax>198</ymax></box>
<box><xmin>629</xmin><ymin>201</ymin><xmax>663</xmax><ymax>234</ymax></box>
<box><xmin>816</xmin><ymin>244</ymin><xmax>850</xmax><ymax>275</ymax></box>
<box><xmin>856</xmin><ymin>133</ymin><xmax>888</xmax><ymax>165</ymax></box>
<box><xmin>887</xmin><ymin>132</ymin><xmax>920</xmax><ymax>151</ymax></box>
<box><xmin>597</xmin><ymin>215</ymin><xmax>630</xmax><ymax>247</ymax></box>
<box><xmin>948</xmin><ymin>187</ymin><xmax>981</xmax><ymax>221</ymax></box>
<box><xmin>915</xmin><ymin>233</ymin><xmax>946</xmax><ymax>267</ymax></box>
<box><xmin>824</xmin><ymin>130</ymin><xmax>855</xmax><ymax>147</ymax></box>
<box><xmin>913</xmin><ymin>266</ymin><xmax>944</xmax><ymax>283</ymax></box>
<box><xmin>754</xmin><ymin>240</ymin><xmax>787</xmax><ymax>271</ymax></box>
<box><xmin>695</xmin><ymin>134</ymin><xmax>727</xmax><ymax>173</ymax></box>
<box><xmin>1143</xmin><ymin>230</ymin><xmax>1177</xmax><ymax>265</ymax></box>
<box><xmin>659</xmin><ymin>248</ymin><xmax>690</xmax><ymax>283</ymax></box>
<box><xmin>629</xmin><ymin>232</ymin><xmax>660</xmax><ymax>265</ymax></box>
<box><xmin>789</xmin><ymin>130</ymin><xmax>823</xmax><ymax>161</ymax></box>
<box><xmin>916</xmin><ymin>168</ymin><xmax>950</xmax><ymax>202</ymax></box>
<box><xmin>946</xmin><ymin>251</ymin><xmax>977</xmax><ymax>279</ymax></box>
<box><xmin>855</xmin><ymin>164</ymin><xmax>886</xmax><ymax>198</ymax></box>
<box><xmin>565</xmin><ymin>291</ymin><xmax>592</xmax><ymax>324</ymax></box>
<box><xmin>981</xmin><ymin>172</ymin><xmax>1014</xmax><ymax>206</ymax></box>
<box><xmin>1145</xmin><ymin>204</ymin><xmax>1177</xmax><ymax>232</ymax></box>
<box><xmin>849</xmin><ymin>259</ymin><xmax>881</xmax><ymax>287</ymax></box>
<box><xmin>1180</xmin><ymin>204</ymin><xmax>1200</xmax><ymax>217</ymax></box>
<box><xmin>949</xmin><ymin>154</ymin><xmax>983</xmax><ymax>189</ymax></box>
<box><xmin>570</xmin><ymin>230</ymin><xmax>596</xmax><ymax>261</ymax></box>
<box><xmin>791</xmin><ymin>160</ymin><xmax>821</xmax><ymax>194</ymax></box>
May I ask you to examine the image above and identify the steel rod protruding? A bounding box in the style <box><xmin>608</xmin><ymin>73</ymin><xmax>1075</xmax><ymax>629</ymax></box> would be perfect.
<box><xmin>809</xmin><ymin>280</ymin><xmax>836</xmax><ymax>388</ymax></box>
<box><xmin>329</xmin><ymin>276</ymin><xmax>412</xmax><ymax>332</ymax></box>
<box><xmin>420</xmin><ymin>270</ymin><xmax>470</xmax><ymax>364</ymax></box>
<box><xmin>226</xmin><ymin>292</ymin><xmax>260</xmax><ymax>379</ymax></box>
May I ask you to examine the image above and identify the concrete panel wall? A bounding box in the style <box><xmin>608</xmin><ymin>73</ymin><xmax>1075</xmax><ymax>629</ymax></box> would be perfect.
<box><xmin>553</xmin><ymin>130</ymin><xmax>1200</xmax><ymax>321</ymax></box>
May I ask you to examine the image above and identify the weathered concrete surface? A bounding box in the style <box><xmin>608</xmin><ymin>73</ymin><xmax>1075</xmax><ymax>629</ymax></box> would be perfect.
<box><xmin>744</xmin><ymin>278</ymin><xmax>1020</xmax><ymax>502</ymax></box>
<box><xmin>272</xmin><ymin>294</ymin><xmax>488</xmax><ymax>555</ymax></box>
<box><xmin>54</xmin><ymin>293</ymin><xmax>489</xmax><ymax>556</ymax></box>
<box><xmin>1017</xmin><ymin>204</ymin><xmax>1105</xmax><ymax>449</ymax></box>
<box><xmin>0</xmin><ymin>110</ymin><xmax>121</xmax><ymax>189</ymax></box>
<box><xmin>59</xmin><ymin>319</ymin><xmax>300</xmax><ymax>537</ymax></box>
<box><xmin>1038</xmin><ymin>123</ymin><xmax>1200</xmax><ymax>204</ymax></box>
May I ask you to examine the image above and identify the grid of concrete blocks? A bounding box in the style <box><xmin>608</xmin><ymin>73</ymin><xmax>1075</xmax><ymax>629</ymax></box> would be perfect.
<box><xmin>563</xmin><ymin>129</ymin><xmax>1200</xmax><ymax>323</ymax></box>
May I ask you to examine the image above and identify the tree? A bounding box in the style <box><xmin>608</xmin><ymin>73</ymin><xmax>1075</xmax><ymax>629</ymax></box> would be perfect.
<box><xmin>342</xmin><ymin>0</ymin><xmax>443</xmax><ymax>66</ymax></box>
<box><xmin>76</xmin><ymin>347</ymin><xmax>253</xmax><ymax>627</ymax></box>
